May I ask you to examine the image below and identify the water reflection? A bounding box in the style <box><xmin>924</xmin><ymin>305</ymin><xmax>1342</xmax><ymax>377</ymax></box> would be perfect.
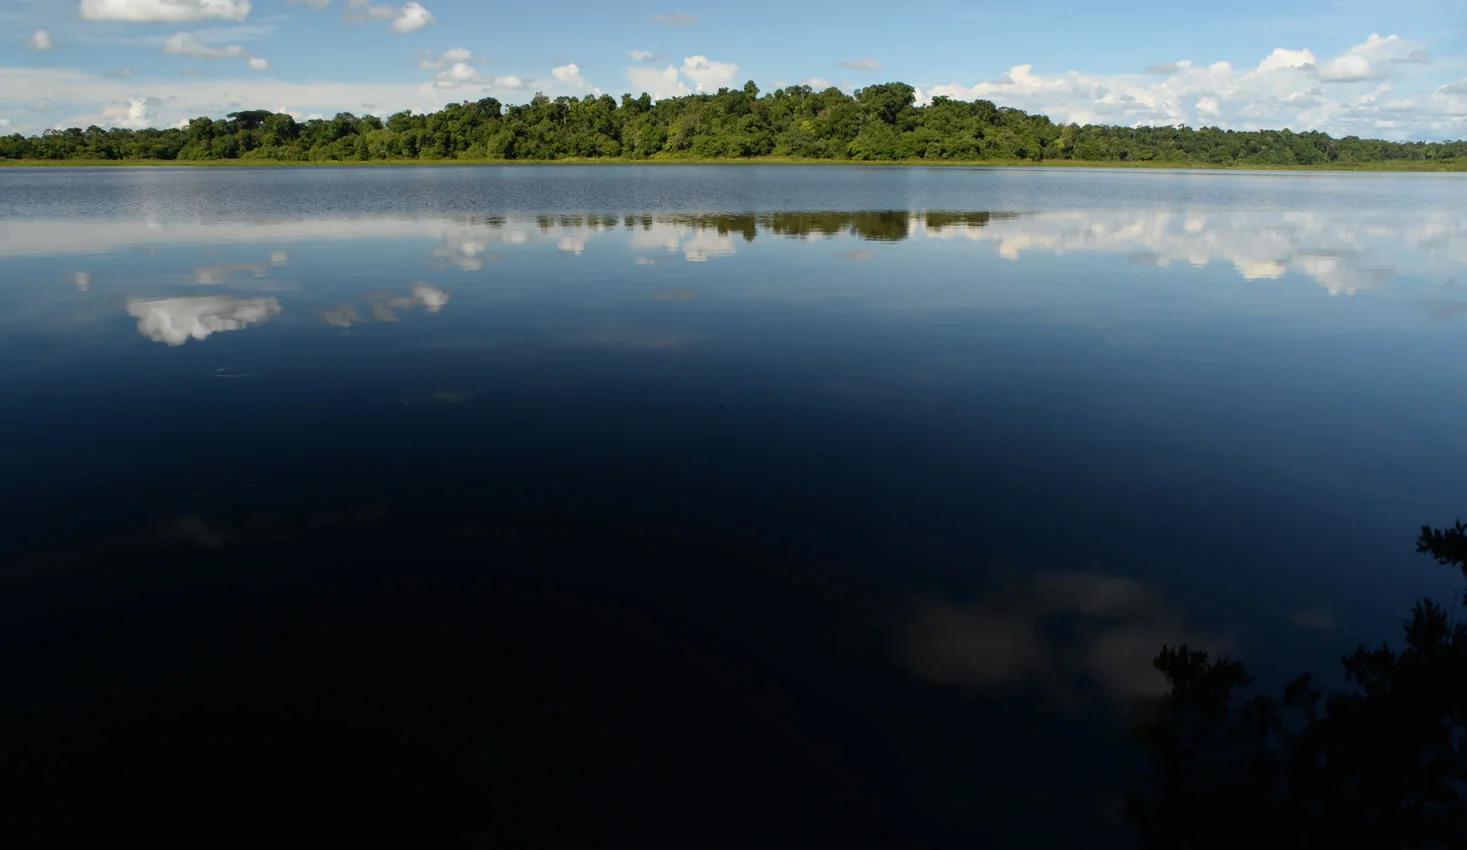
<box><xmin>125</xmin><ymin>295</ymin><xmax>282</xmax><ymax>345</ymax></box>
<box><xmin>900</xmin><ymin>572</ymin><xmax>1226</xmax><ymax>711</ymax></box>
<box><xmin>6</xmin><ymin>215</ymin><xmax>1467</xmax><ymax>847</ymax></box>
<box><xmin>8</xmin><ymin>209</ymin><xmax>1462</xmax><ymax>299</ymax></box>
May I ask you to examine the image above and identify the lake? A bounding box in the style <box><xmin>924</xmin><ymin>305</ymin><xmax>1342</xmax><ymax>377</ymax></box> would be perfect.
<box><xmin>2</xmin><ymin>164</ymin><xmax>1465</xmax><ymax>847</ymax></box>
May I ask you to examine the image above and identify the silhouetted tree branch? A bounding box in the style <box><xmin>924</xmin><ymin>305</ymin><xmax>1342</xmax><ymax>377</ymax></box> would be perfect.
<box><xmin>1129</xmin><ymin>520</ymin><xmax>1467</xmax><ymax>849</ymax></box>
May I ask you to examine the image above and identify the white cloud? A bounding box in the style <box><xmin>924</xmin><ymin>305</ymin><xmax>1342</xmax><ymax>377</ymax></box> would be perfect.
<box><xmin>630</xmin><ymin>49</ymin><xmax>653</xmax><ymax>61</ymax></box>
<box><xmin>391</xmin><ymin>1</ymin><xmax>433</xmax><ymax>32</ymax></box>
<box><xmin>80</xmin><ymin>0</ymin><xmax>252</xmax><ymax>22</ymax></box>
<box><xmin>101</xmin><ymin>97</ymin><xmax>164</xmax><ymax>130</ymax></box>
<box><xmin>248</xmin><ymin>57</ymin><xmax>268</xmax><ymax>71</ymax></box>
<box><xmin>1257</xmin><ymin>47</ymin><xmax>1316</xmax><ymax>73</ymax></box>
<box><xmin>802</xmin><ymin>76</ymin><xmax>832</xmax><ymax>90</ymax></box>
<box><xmin>428</xmin><ymin>58</ymin><xmax>523</xmax><ymax>90</ymax></box>
<box><xmin>1318</xmin><ymin>54</ymin><xmax>1377</xmax><ymax>83</ymax></box>
<box><xmin>837</xmin><ymin>57</ymin><xmax>880</xmax><ymax>72</ymax></box>
<box><xmin>0</xmin><ymin>63</ymin><xmax>505</xmax><ymax>135</ymax></box>
<box><xmin>924</xmin><ymin>33</ymin><xmax>1464</xmax><ymax>140</ymax></box>
<box><xmin>434</xmin><ymin>62</ymin><xmax>478</xmax><ymax>86</ymax></box>
<box><xmin>0</xmin><ymin>65</ymin><xmax>477</xmax><ymax>135</ymax></box>
<box><xmin>163</xmin><ymin>32</ymin><xmax>245</xmax><ymax>59</ymax></box>
<box><xmin>680</xmin><ymin>55</ymin><xmax>738</xmax><ymax>92</ymax></box>
<box><xmin>1345</xmin><ymin>32</ymin><xmax>1430</xmax><ymax>65</ymax></box>
<box><xmin>419</xmin><ymin>47</ymin><xmax>475</xmax><ymax>69</ymax></box>
<box><xmin>628</xmin><ymin>64</ymin><xmax>689</xmax><ymax>100</ymax></box>
<box><xmin>551</xmin><ymin>62</ymin><xmax>594</xmax><ymax>91</ymax></box>
<box><xmin>29</xmin><ymin>30</ymin><xmax>53</xmax><ymax>51</ymax></box>
<box><xmin>346</xmin><ymin>0</ymin><xmax>433</xmax><ymax>32</ymax></box>
<box><xmin>289</xmin><ymin>0</ymin><xmax>331</xmax><ymax>7</ymax></box>
<box><xmin>126</xmin><ymin>295</ymin><xmax>281</xmax><ymax>345</ymax></box>
<box><xmin>649</xmin><ymin>10</ymin><xmax>695</xmax><ymax>25</ymax></box>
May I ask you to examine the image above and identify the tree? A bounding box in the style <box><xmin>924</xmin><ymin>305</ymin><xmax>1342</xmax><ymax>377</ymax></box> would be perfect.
<box><xmin>1128</xmin><ymin>520</ymin><xmax>1467</xmax><ymax>849</ymax></box>
<box><xmin>0</xmin><ymin>85</ymin><xmax>1461</xmax><ymax>166</ymax></box>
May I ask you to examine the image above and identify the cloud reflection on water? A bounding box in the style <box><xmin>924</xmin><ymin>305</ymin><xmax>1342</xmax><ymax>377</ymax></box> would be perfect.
<box><xmin>8</xmin><ymin>207</ymin><xmax>1461</xmax><ymax>298</ymax></box>
<box><xmin>899</xmin><ymin>571</ymin><xmax>1228</xmax><ymax>711</ymax></box>
<box><xmin>126</xmin><ymin>295</ymin><xmax>282</xmax><ymax>345</ymax></box>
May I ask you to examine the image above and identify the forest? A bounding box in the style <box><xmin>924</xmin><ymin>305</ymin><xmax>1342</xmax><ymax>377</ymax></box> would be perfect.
<box><xmin>2</xmin><ymin>82</ymin><xmax>1464</xmax><ymax>167</ymax></box>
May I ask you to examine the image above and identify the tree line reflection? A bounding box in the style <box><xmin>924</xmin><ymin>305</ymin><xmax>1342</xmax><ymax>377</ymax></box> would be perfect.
<box><xmin>468</xmin><ymin>210</ymin><xmax>1015</xmax><ymax>243</ymax></box>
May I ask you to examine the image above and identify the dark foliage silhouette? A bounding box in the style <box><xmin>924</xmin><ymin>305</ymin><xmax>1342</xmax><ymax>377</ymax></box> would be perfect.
<box><xmin>1128</xmin><ymin>521</ymin><xmax>1467</xmax><ymax>849</ymax></box>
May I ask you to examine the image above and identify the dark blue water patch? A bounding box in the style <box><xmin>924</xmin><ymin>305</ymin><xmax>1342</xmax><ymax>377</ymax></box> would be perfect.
<box><xmin>2</xmin><ymin>167</ymin><xmax>1466</xmax><ymax>847</ymax></box>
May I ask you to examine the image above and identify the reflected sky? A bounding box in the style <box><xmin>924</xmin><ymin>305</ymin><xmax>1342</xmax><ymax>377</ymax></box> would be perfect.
<box><xmin>3</xmin><ymin>197</ymin><xmax>1462</xmax><ymax>635</ymax></box>
<box><xmin>2</xmin><ymin>167</ymin><xmax>1465</xmax><ymax>847</ymax></box>
<box><xmin>5</xmin><ymin>206</ymin><xmax>1463</xmax><ymax>293</ymax></box>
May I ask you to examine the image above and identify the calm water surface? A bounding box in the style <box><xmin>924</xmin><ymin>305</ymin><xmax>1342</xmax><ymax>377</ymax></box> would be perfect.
<box><xmin>2</xmin><ymin>165</ymin><xmax>1466</xmax><ymax>847</ymax></box>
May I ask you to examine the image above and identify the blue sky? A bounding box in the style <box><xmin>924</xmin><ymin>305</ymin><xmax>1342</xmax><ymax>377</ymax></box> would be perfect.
<box><xmin>2</xmin><ymin>0</ymin><xmax>1466</xmax><ymax>139</ymax></box>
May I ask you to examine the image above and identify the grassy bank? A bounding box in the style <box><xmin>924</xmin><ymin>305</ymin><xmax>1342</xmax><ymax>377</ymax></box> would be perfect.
<box><xmin>2</xmin><ymin>155</ymin><xmax>1464</xmax><ymax>172</ymax></box>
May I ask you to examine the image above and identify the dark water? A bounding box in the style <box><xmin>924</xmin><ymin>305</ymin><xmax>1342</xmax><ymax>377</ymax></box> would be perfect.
<box><xmin>2</xmin><ymin>165</ymin><xmax>1465</xmax><ymax>847</ymax></box>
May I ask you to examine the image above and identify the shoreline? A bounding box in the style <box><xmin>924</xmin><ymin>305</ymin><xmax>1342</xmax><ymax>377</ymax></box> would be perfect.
<box><xmin>1</xmin><ymin>156</ymin><xmax>1463</xmax><ymax>173</ymax></box>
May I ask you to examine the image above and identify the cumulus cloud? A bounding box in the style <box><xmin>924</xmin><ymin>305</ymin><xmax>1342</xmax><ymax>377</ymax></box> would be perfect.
<box><xmin>430</xmin><ymin>60</ymin><xmax>524</xmax><ymax>90</ymax></box>
<box><xmin>248</xmin><ymin>57</ymin><xmax>268</xmax><ymax>71</ymax></box>
<box><xmin>1347</xmin><ymin>32</ymin><xmax>1430</xmax><ymax>65</ymax></box>
<box><xmin>391</xmin><ymin>1</ymin><xmax>433</xmax><ymax>32</ymax></box>
<box><xmin>630</xmin><ymin>49</ymin><xmax>654</xmax><ymax>61</ymax></box>
<box><xmin>837</xmin><ymin>57</ymin><xmax>880</xmax><ymax>72</ymax></box>
<box><xmin>551</xmin><ymin>63</ymin><xmax>596</xmax><ymax>91</ymax></box>
<box><xmin>924</xmin><ymin>33</ymin><xmax>1462</xmax><ymax>140</ymax></box>
<box><xmin>1317</xmin><ymin>53</ymin><xmax>1376</xmax><ymax>83</ymax></box>
<box><xmin>649</xmin><ymin>9</ymin><xmax>695</xmax><ymax>25</ymax></box>
<box><xmin>432</xmin><ymin>62</ymin><xmax>478</xmax><ymax>86</ymax></box>
<box><xmin>1256</xmin><ymin>47</ymin><xmax>1315</xmax><ymax>73</ymax></box>
<box><xmin>126</xmin><ymin>295</ymin><xmax>281</xmax><ymax>345</ymax></box>
<box><xmin>346</xmin><ymin>0</ymin><xmax>434</xmax><ymax>32</ymax></box>
<box><xmin>29</xmin><ymin>29</ymin><xmax>54</xmax><ymax>51</ymax></box>
<box><xmin>680</xmin><ymin>55</ymin><xmax>738</xmax><ymax>92</ymax></box>
<box><xmin>101</xmin><ymin>97</ymin><xmax>165</xmax><ymax>130</ymax></box>
<box><xmin>80</xmin><ymin>0</ymin><xmax>252</xmax><ymax>22</ymax></box>
<box><xmin>419</xmin><ymin>47</ymin><xmax>477</xmax><ymax>69</ymax></box>
<box><xmin>628</xmin><ymin>64</ymin><xmax>690</xmax><ymax>100</ymax></box>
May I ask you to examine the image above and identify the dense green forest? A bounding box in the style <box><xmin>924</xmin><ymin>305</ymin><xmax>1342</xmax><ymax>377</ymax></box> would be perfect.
<box><xmin>3</xmin><ymin>82</ymin><xmax>1464</xmax><ymax>167</ymax></box>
